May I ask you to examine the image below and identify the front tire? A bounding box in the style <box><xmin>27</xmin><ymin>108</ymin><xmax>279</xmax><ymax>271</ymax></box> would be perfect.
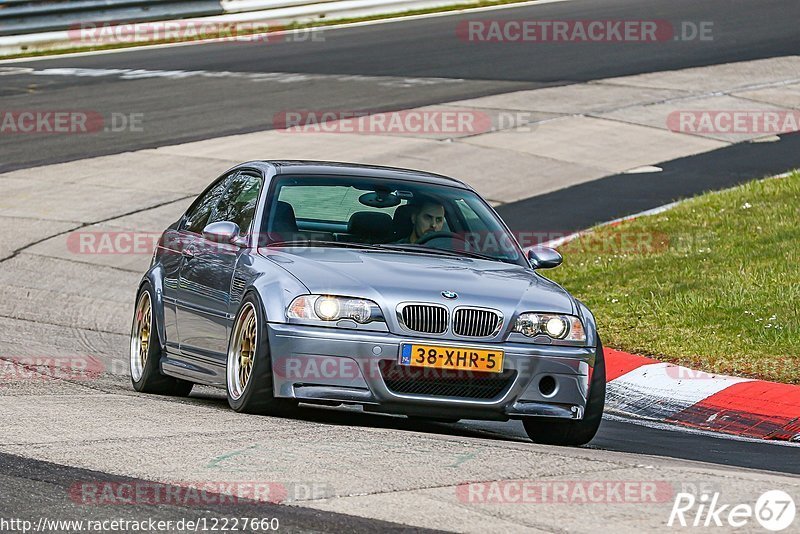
<box><xmin>226</xmin><ymin>292</ymin><xmax>294</xmax><ymax>415</ymax></box>
<box><xmin>522</xmin><ymin>338</ymin><xmax>606</xmax><ymax>446</ymax></box>
<box><xmin>130</xmin><ymin>283</ymin><xmax>193</xmax><ymax>396</ymax></box>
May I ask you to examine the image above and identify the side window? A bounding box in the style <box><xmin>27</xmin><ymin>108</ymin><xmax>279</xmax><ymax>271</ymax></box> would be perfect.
<box><xmin>183</xmin><ymin>176</ymin><xmax>231</xmax><ymax>234</ymax></box>
<box><xmin>210</xmin><ymin>172</ymin><xmax>263</xmax><ymax>233</ymax></box>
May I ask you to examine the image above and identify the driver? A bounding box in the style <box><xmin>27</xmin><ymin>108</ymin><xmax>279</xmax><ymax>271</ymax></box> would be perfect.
<box><xmin>396</xmin><ymin>198</ymin><xmax>445</xmax><ymax>244</ymax></box>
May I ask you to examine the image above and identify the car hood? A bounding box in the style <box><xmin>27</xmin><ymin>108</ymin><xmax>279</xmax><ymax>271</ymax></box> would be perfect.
<box><xmin>260</xmin><ymin>247</ymin><xmax>576</xmax><ymax>318</ymax></box>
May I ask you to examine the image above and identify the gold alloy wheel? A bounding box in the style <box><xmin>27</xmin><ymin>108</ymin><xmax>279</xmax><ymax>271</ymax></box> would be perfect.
<box><xmin>130</xmin><ymin>291</ymin><xmax>152</xmax><ymax>382</ymax></box>
<box><xmin>227</xmin><ymin>302</ymin><xmax>257</xmax><ymax>400</ymax></box>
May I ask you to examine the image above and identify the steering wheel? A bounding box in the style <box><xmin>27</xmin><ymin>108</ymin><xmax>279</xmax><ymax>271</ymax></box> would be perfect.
<box><xmin>414</xmin><ymin>231</ymin><xmax>468</xmax><ymax>248</ymax></box>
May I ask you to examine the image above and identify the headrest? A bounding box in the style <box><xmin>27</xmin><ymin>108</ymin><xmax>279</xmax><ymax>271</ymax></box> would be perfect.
<box><xmin>348</xmin><ymin>211</ymin><xmax>393</xmax><ymax>242</ymax></box>
<box><xmin>271</xmin><ymin>200</ymin><xmax>298</xmax><ymax>233</ymax></box>
<box><xmin>392</xmin><ymin>204</ymin><xmax>415</xmax><ymax>238</ymax></box>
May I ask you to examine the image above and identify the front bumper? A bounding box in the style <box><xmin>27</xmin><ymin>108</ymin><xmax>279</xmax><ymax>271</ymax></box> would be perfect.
<box><xmin>267</xmin><ymin>322</ymin><xmax>597</xmax><ymax>421</ymax></box>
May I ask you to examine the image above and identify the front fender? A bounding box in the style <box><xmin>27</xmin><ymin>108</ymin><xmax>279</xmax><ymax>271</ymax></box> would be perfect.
<box><xmin>575</xmin><ymin>299</ymin><xmax>599</xmax><ymax>351</ymax></box>
<box><xmin>238</xmin><ymin>254</ymin><xmax>309</xmax><ymax>324</ymax></box>
<box><xmin>249</xmin><ymin>275</ymin><xmax>308</xmax><ymax>324</ymax></box>
<box><xmin>140</xmin><ymin>264</ymin><xmax>167</xmax><ymax>352</ymax></box>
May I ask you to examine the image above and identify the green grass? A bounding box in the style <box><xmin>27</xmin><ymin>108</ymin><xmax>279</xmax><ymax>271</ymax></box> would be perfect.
<box><xmin>1</xmin><ymin>0</ymin><xmax>532</xmax><ymax>59</ymax></box>
<box><xmin>548</xmin><ymin>172</ymin><xmax>800</xmax><ymax>384</ymax></box>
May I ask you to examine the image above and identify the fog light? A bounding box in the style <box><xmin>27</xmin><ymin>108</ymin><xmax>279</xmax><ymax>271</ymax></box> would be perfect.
<box><xmin>539</xmin><ymin>375</ymin><xmax>557</xmax><ymax>397</ymax></box>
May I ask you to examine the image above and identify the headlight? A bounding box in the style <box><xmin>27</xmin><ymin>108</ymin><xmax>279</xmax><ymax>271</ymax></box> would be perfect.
<box><xmin>315</xmin><ymin>297</ymin><xmax>340</xmax><ymax>320</ymax></box>
<box><xmin>544</xmin><ymin>316</ymin><xmax>568</xmax><ymax>338</ymax></box>
<box><xmin>287</xmin><ymin>295</ymin><xmax>383</xmax><ymax>324</ymax></box>
<box><xmin>513</xmin><ymin>313</ymin><xmax>586</xmax><ymax>342</ymax></box>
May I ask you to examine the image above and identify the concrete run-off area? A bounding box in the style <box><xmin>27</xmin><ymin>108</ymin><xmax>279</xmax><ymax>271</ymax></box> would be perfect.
<box><xmin>1</xmin><ymin>56</ymin><xmax>800</xmax><ymax>531</ymax></box>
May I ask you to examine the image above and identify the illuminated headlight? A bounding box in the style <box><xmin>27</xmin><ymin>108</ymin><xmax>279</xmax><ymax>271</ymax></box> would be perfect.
<box><xmin>514</xmin><ymin>313</ymin><xmax>586</xmax><ymax>342</ymax></box>
<box><xmin>545</xmin><ymin>317</ymin><xmax>568</xmax><ymax>338</ymax></box>
<box><xmin>315</xmin><ymin>297</ymin><xmax>340</xmax><ymax>320</ymax></box>
<box><xmin>287</xmin><ymin>295</ymin><xmax>383</xmax><ymax>324</ymax></box>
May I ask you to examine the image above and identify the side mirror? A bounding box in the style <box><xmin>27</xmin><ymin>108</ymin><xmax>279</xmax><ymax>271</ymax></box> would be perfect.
<box><xmin>527</xmin><ymin>246</ymin><xmax>562</xmax><ymax>269</ymax></box>
<box><xmin>202</xmin><ymin>221</ymin><xmax>243</xmax><ymax>245</ymax></box>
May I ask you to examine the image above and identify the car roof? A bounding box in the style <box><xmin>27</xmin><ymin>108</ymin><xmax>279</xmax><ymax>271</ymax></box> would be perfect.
<box><xmin>241</xmin><ymin>160</ymin><xmax>472</xmax><ymax>189</ymax></box>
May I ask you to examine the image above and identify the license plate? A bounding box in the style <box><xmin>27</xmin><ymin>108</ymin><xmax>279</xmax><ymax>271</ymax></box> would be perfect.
<box><xmin>399</xmin><ymin>343</ymin><xmax>504</xmax><ymax>373</ymax></box>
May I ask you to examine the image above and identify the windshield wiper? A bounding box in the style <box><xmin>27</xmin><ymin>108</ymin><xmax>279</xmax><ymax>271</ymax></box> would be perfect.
<box><xmin>269</xmin><ymin>240</ymin><xmax>512</xmax><ymax>263</ymax></box>
<box><xmin>267</xmin><ymin>240</ymin><xmax>383</xmax><ymax>250</ymax></box>
<box><xmin>374</xmin><ymin>243</ymin><xmax>503</xmax><ymax>262</ymax></box>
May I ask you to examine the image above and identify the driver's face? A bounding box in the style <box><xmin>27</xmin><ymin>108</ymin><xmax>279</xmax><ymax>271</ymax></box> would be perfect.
<box><xmin>411</xmin><ymin>203</ymin><xmax>445</xmax><ymax>240</ymax></box>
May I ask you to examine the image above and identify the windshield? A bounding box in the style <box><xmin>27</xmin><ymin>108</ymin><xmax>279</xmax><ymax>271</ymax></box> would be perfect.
<box><xmin>261</xmin><ymin>175</ymin><xmax>526</xmax><ymax>265</ymax></box>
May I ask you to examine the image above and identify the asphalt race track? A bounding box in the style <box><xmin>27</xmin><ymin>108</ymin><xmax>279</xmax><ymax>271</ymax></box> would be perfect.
<box><xmin>0</xmin><ymin>452</ymin><xmax>429</xmax><ymax>533</ymax></box>
<box><xmin>1</xmin><ymin>0</ymin><xmax>800</xmax><ymax>530</ymax></box>
<box><xmin>2</xmin><ymin>0</ymin><xmax>800</xmax><ymax>172</ymax></box>
<box><xmin>497</xmin><ymin>131</ymin><xmax>800</xmax><ymax>234</ymax></box>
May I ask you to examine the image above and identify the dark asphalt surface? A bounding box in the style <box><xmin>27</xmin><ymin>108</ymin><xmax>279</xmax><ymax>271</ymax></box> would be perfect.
<box><xmin>2</xmin><ymin>0</ymin><xmax>800</xmax><ymax>171</ymax></box>
<box><xmin>258</xmin><ymin>404</ymin><xmax>800</xmax><ymax>476</ymax></box>
<box><xmin>1</xmin><ymin>0</ymin><xmax>800</xmax><ymax>525</ymax></box>
<box><xmin>2</xmin><ymin>411</ymin><xmax>795</xmax><ymax>534</ymax></box>
<box><xmin>0</xmin><ymin>451</ymin><xmax>438</xmax><ymax>533</ymax></box>
<box><xmin>497</xmin><ymin>131</ymin><xmax>800</xmax><ymax>234</ymax></box>
<box><xmin>7</xmin><ymin>0</ymin><xmax>800</xmax><ymax>80</ymax></box>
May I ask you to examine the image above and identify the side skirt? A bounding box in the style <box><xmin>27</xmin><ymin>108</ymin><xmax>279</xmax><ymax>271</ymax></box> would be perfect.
<box><xmin>160</xmin><ymin>348</ymin><xmax>226</xmax><ymax>387</ymax></box>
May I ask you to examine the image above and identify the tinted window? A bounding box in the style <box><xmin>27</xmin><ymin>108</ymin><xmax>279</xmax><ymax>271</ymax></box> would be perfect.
<box><xmin>183</xmin><ymin>176</ymin><xmax>230</xmax><ymax>234</ymax></box>
<box><xmin>272</xmin><ymin>182</ymin><xmax>447</xmax><ymax>232</ymax></box>
<box><xmin>277</xmin><ymin>183</ymin><xmax>402</xmax><ymax>223</ymax></box>
<box><xmin>210</xmin><ymin>172</ymin><xmax>263</xmax><ymax>233</ymax></box>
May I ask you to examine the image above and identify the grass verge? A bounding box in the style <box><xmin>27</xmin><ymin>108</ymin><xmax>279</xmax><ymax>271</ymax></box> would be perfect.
<box><xmin>548</xmin><ymin>172</ymin><xmax>800</xmax><ymax>384</ymax></box>
<box><xmin>1</xmin><ymin>0</ymin><xmax>532</xmax><ymax>60</ymax></box>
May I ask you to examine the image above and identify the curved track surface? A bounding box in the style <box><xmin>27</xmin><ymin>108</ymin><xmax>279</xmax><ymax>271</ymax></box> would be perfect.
<box><xmin>2</xmin><ymin>0</ymin><xmax>800</xmax><ymax>171</ymax></box>
<box><xmin>1</xmin><ymin>0</ymin><xmax>800</xmax><ymax>530</ymax></box>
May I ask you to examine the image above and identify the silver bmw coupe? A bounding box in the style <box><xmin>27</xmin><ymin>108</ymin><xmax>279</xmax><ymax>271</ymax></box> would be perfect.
<box><xmin>130</xmin><ymin>161</ymin><xmax>605</xmax><ymax>446</ymax></box>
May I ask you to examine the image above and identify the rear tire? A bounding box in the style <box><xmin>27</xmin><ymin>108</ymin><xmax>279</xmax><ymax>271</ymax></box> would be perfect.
<box><xmin>130</xmin><ymin>283</ymin><xmax>194</xmax><ymax>396</ymax></box>
<box><xmin>226</xmin><ymin>292</ymin><xmax>295</xmax><ymax>415</ymax></box>
<box><xmin>522</xmin><ymin>338</ymin><xmax>606</xmax><ymax>446</ymax></box>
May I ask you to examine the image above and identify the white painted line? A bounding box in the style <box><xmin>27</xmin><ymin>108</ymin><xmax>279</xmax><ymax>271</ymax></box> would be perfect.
<box><xmin>300</xmin><ymin>0</ymin><xmax>571</xmax><ymax>34</ymax></box>
<box><xmin>21</xmin><ymin>66</ymin><xmax>464</xmax><ymax>87</ymax></box>
<box><xmin>624</xmin><ymin>165</ymin><xmax>663</xmax><ymax>174</ymax></box>
<box><xmin>537</xmin><ymin>231</ymin><xmax>582</xmax><ymax>250</ymax></box>
<box><xmin>750</xmin><ymin>135</ymin><xmax>781</xmax><ymax>143</ymax></box>
<box><xmin>534</xmin><ymin>200</ymin><xmax>682</xmax><ymax>250</ymax></box>
<box><xmin>603</xmin><ymin>200</ymin><xmax>681</xmax><ymax>224</ymax></box>
<box><xmin>0</xmin><ymin>66</ymin><xmax>34</xmax><ymax>76</ymax></box>
<box><xmin>537</xmin><ymin>169</ymin><xmax>797</xmax><ymax>251</ymax></box>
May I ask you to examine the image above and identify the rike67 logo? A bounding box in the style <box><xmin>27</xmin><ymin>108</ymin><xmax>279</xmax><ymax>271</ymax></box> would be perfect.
<box><xmin>668</xmin><ymin>490</ymin><xmax>796</xmax><ymax>531</ymax></box>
